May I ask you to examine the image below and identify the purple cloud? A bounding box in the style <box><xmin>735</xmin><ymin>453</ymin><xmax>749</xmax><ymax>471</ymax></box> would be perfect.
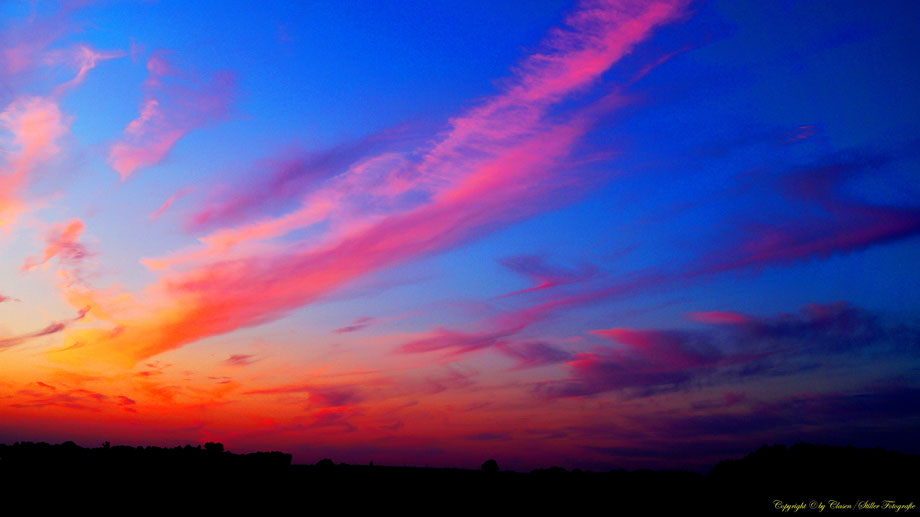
<box><xmin>495</xmin><ymin>342</ymin><xmax>573</xmax><ymax>369</ymax></box>
<box><xmin>497</xmin><ymin>255</ymin><xmax>597</xmax><ymax>297</ymax></box>
<box><xmin>222</xmin><ymin>354</ymin><xmax>259</xmax><ymax>367</ymax></box>
<box><xmin>333</xmin><ymin>317</ymin><xmax>377</xmax><ymax>334</ymax></box>
<box><xmin>536</xmin><ymin>302</ymin><xmax>919</xmax><ymax>399</ymax></box>
<box><xmin>0</xmin><ymin>307</ymin><xmax>89</xmax><ymax>351</ymax></box>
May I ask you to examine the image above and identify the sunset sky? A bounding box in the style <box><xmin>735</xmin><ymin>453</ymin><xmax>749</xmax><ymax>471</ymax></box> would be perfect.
<box><xmin>1</xmin><ymin>0</ymin><xmax>918</xmax><ymax>471</ymax></box>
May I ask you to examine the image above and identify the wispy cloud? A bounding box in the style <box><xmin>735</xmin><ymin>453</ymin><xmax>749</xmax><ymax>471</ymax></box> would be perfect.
<box><xmin>399</xmin><ymin>148</ymin><xmax>920</xmax><ymax>359</ymax></box>
<box><xmin>51</xmin><ymin>44</ymin><xmax>125</xmax><ymax>95</ymax></box>
<box><xmin>222</xmin><ymin>354</ymin><xmax>259</xmax><ymax>367</ymax></box>
<box><xmin>53</xmin><ymin>0</ymin><xmax>690</xmax><ymax>367</ymax></box>
<box><xmin>0</xmin><ymin>2</ymin><xmax>117</xmax><ymax>88</ymax></box>
<box><xmin>0</xmin><ymin>4</ymin><xmax>121</xmax><ymax>229</ymax></box>
<box><xmin>696</xmin><ymin>150</ymin><xmax>920</xmax><ymax>274</ymax></box>
<box><xmin>333</xmin><ymin>316</ymin><xmax>377</xmax><ymax>334</ymax></box>
<box><xmin>0</xmin><ymin>307</ymin><xmax>89</xmax><ymax>351</ymax></box>
<box><xmin>497</xmin><ymin>255</ymin><xmax>597</xmax><ymax>297</ymax></box>
<box><xmin>0</xmin><ymin>96</ymin><xmax>69</xmax><ymax>228</ymax></box>
<box><xmin>149</xmin><ymin>186</ymin><xmax>193</xmax><ymax>220</ymax></box>
<box><xmin>108</xmin><ymin>52</ymin><xmax>234</xmax><ymax>179</ymax></box>
<box><xmin>9</xmin><ymin>384</ymin><xmax>137</xmax><ymax>413</ymax></box>
<box><xmin>244</xmin><ymin>382</ymin><xmax>362</xmax><ymax>408</ymax></box>
<box><xmin>22</xmin><ymin>218</ymin><xmax>88</xmax><ymax>271</ymax></box>
<box><xmin>496</xmin><ymin>341</ymin><xmax>574</xmax><ymax>369</ymax></box>
<box><xmin>186</xmin><ymin>128</ymin><xmax>406</xmax><ymax>232</ymax></box>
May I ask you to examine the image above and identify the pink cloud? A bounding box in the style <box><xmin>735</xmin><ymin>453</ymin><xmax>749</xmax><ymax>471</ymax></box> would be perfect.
<box><xmin>51</xmin><ymin>44</ymin><xmax>125</xmax><ymax>95</ymax></box>
<box><xmin>145</xmin><ymin>0</ymin><xmax>687</xmax><ymax>270</ymax></box>
<box><xmin>451</xmin><ymin>152</ymin><xmax>920</xmax><ymax>346</ymax></box>
<box><xmin>149</xmin><ymin>186</ymin><xmax>194</xmax><ymax>220</ymax></box>
<box><xmin>0</xmin><ymin>96</ymin><xmax>68</xmax><ymax>228</ymax></box>
<box><xmin>398</xmin><ymin>328</ymin><xmax>515</xmax><ymax>356</ymax></box>
<box><xmin>591</xmin><ymin>327</ymin><xmax>719</xmax><ymax>370</ymax></box>
<box><xmin>186</xmin><ymin>128</ymin><xmax>406</xmax><ymax>232</ymax></box>
<box><xmin>53</xmin><ymin>0</ymin><xmax>689</xmax><ymax>366</ymax></box>
<box><xmin>333</xmin><ymin>312</ymin><xmax>419</xmax><ymax>334</ymax></box>
<box><xmin>0</xmin><ymin>8</ymin><xmax>118</xmax><ymax>229</ymax></box>
<box><xmin>496</xmin><ymin>341</ymin><xmax>574</xmax><ymax>369</ymax></box>
<box><xmin>109</xmin><ymin>52</ymin><xmax>234</xmax><ymax>179</ymax></box>
<box><xmin>22</xmin><ymin>218</ymin><xmax>88</xmax><ymax>271</ymax></box>
<box><xmin>1</xmin><ymin>4</ymin><xmax>121</xmax><ymax>92</ymax></box>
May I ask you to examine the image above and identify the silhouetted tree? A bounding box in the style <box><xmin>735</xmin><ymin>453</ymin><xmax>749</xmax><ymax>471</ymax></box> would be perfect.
<box><xmin>481</xmin><ymin>459</ymin><xmax>499</xmax><ymax>473</ymax></box>
<box><xmin>204</xmin><ymin>442</ymin><xmax>224</xmax><ymax>454</ymax></box>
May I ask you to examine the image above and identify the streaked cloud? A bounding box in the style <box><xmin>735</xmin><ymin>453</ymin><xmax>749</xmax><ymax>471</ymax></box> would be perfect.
<box><xmin>109</xmin><ymin>52</ymin><xmax>234</xmax><ymax>179</ymax></box>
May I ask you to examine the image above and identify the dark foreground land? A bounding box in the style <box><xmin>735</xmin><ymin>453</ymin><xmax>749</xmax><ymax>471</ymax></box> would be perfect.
<box><xmin>1</xmin><ymin>441</ymin><xmax>917</xmax><ymax>513</ymax></box>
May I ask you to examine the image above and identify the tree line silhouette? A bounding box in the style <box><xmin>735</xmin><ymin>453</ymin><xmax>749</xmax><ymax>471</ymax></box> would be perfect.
<box><xmin>0</xmin><ymin>441</ymin><xmax>916</xmax><ymax>513</ymax></box>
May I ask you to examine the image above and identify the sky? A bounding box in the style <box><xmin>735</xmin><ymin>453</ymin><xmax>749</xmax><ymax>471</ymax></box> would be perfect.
<box><xmin>1</xmin><ymin>0</ymin><xmax>919</xmax><ymax>472</ymax></box>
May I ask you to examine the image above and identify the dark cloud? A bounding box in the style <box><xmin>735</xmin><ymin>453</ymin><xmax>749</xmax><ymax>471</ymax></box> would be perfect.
<box><xmin>638</xmin><ymin>386</ymin><xmax>920</xmax><ymax>447</ymax></box>
<box><xmin>578</xmin><ymin>386</ymin><xmax>920</xmax><ymax>470</ymax></box>
<box><xmin>465</xmin><ymin>433</ymin><xmax>512</xmax><ymax>441</ymax></box>
<box><xmin>537</xmin><ymin>302</ymin><xmax>919</xmax><ymax>399</ymax></box>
